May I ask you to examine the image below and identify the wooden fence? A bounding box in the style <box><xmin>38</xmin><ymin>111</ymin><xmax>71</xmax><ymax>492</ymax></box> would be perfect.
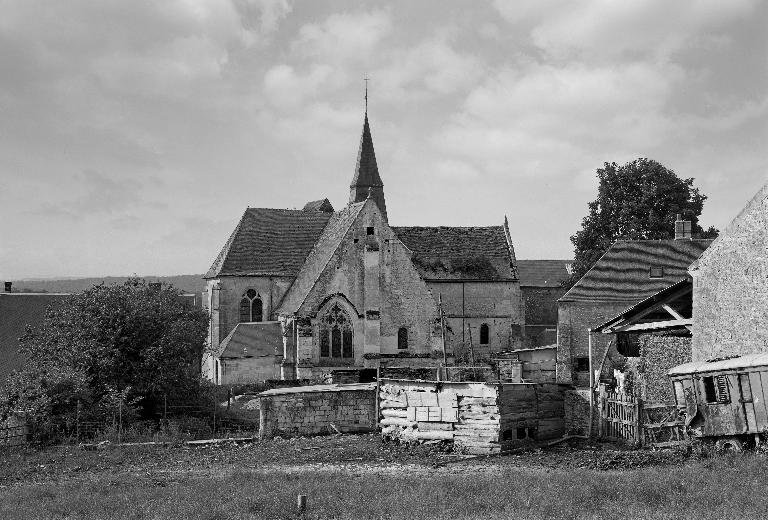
<box><xmin>598</xmin><ymin>385</ymin><xmax>686</xmax><ymax>447</ymax></box>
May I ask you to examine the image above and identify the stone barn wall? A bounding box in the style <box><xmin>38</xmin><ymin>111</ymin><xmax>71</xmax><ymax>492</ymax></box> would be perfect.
<box><xmin>258</xmin><ymin>383</ymin><xmax>376</xmax><ymax>438</ymax></box>
<box><xmin>624</xmin><ymin>334</ymin><xmax>691</xmax><ymax>403</ymax></box>
<box><xmin>692</xmin><ymin>182</ymin><xmax>768</xmax><ymax>361</ymax></box>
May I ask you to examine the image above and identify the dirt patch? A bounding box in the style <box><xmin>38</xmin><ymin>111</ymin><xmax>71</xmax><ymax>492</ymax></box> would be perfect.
<box><xmin>0</xmin><ymin>433</ymin><xmax>693</xmax><ymax>488</ymax></box>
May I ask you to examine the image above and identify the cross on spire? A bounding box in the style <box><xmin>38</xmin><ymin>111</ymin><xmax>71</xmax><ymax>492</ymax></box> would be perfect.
<box><xmin>364</xmin><ymin>75</ymin><xmax>370</xmax><ymax>113</ymax></box>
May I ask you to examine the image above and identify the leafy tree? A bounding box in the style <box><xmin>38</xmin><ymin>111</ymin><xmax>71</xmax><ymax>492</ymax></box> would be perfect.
<box><xmin>567</xmin><ymin>158</ymin><xmax>718</xmax><ymax>287</ymax></box>
<box><xmin>1</xmin><ymin>279</ymin><xmax>208</xmax><ymax>432</ymax></box>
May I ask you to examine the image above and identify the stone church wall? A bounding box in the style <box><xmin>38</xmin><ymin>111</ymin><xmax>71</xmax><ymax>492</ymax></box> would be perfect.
<box><xmin>206</xmin><ymin>276</ymin><xmax>294</xmax><ymax>351</ymax></box>
<box><xmin>692</xmin><ymin>185</ymin><xmax>768</xmax><ymax>361</ymax></box>
<box><xmin>427</xmin><ymin>281</ymin><xmax>524</xmax><ymax>359</ymax></box>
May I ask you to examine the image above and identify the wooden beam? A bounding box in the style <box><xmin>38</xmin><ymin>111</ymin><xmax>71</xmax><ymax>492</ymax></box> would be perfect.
<box><xmin>662</xmin><ymin>304</ymin><xmax>685</xmax><ymax>320</ymax></box>
<box><xmin>618</xmin><ymin>319</ymin><xmax>692</xmax><ymax>332</ymax></box>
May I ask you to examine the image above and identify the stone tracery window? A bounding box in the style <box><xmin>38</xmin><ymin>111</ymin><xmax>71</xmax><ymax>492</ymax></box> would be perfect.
<box><xmin>319</xmin><ymin>303</ymin><xmax>353</xmax><ymax>359</ymax></box>
<box><xmin>239</xmin><ymin>289</ymin><xmax>263</xmax><ymax>323</ymax></box>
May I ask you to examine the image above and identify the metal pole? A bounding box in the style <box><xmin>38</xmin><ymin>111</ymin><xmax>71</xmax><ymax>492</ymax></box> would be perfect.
<box><xmin>588</xmin><ymin>329</ymin><xmax>594</xmax><ymax>439</ymax></box>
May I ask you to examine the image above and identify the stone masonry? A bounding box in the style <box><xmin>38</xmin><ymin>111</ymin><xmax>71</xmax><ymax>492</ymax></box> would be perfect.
<box><xmin>258</xmin><ymin>384</ymin><xmax>376</xmax><ymax>438</ymax></box>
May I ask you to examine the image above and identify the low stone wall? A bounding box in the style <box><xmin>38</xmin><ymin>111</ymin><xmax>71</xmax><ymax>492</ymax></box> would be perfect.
<box><xmin>258</xmin><ymin>383</ymin><xmax>376</xmax><ymax>439</ymax></box>
<box><xmin>563</xmin><ymin>388</ymin><xmax>597</xmax><ymax>436</ymax></box>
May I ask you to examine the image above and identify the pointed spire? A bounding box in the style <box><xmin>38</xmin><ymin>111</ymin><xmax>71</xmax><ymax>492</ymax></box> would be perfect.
<box><xmin>349</xmin><ymin>111</ymin><xmax>387</xmax><ymax>220</ymax></box>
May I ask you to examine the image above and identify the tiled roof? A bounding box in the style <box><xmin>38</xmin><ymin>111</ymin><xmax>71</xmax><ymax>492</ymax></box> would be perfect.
<box><xmin>517</xmin><ymin>260</ymin><xmax>571</xmax><ymax>287</ymax></box>
<box><xmin>205</xmin><ymin>208</ymin><xmax>333</xmax><ymax>278</ymax></box>
<box><xmin>277</xmin><ymin>202</ymin><xmax>367</xmax><ymax>314</ymax></box>
<box><xmin>302</xmin><ymin>198</ymin><xmax>334</xmax><ymax>212</ymax></box>
<box><xmin>217</xmin><ymin>321</ymin><xmax>283</xmax><ymax>359</ymax></box>
<box><xmin>0</xmin><ymin>293</ymin><xmax>70</xmax><ymax>381</ymax></box>
<box><xmin>392</xmin><ymin>226</ymin><xmax>515</xmax><ymax>280</ymax></box>
<box><xmin>560</xmin><ymin>239</ymin><xmax>712</xmax><ymax>303</ymax></box>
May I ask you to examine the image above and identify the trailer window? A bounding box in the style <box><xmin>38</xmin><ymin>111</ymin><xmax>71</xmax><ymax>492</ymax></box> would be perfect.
<box><xmin>703</xmin><ymin>375</ymin><xmax>730</xmax><ymax>404</ymax></box>
<box><xmin>673</xmin><ymin>381</ymin><xmax>685</xmax><ymax>405</ymax></box>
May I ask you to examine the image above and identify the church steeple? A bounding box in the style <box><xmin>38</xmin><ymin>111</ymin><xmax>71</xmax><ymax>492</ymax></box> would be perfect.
<box><xmin>349</xmin><ymin>112</ymin><xmax>387</xmax><ymax>221</ymax></box>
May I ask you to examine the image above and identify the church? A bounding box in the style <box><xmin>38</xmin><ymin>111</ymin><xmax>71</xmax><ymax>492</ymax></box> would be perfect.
<box><xmin>202</xmin><ymin>111</ymin><xmax>526</xmax><ymax>385</ymax></box>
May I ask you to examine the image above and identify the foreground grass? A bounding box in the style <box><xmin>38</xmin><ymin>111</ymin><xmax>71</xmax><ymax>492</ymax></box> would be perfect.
<box><xmin>1</xmin><ymin>453</ymin><xmax>766</xmax><ymax>519</ymax></box>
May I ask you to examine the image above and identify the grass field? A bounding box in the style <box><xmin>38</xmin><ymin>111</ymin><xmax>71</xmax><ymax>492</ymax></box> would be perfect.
<box><xmin>1</xmin><ymin>436</ymin><xmax>766</xmax><ymax>519</ymax></box>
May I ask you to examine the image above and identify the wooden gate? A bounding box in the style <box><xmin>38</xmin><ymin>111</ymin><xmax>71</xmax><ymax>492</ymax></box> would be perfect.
<box><xmin>640</xmin><ymin>403</ymin><xmax>686</xmax><ymax>447</ymax></box>
<box><xmin>598</xmin><ymin>385</ymin><xmax>687</xmax><ymax>447</ymax></box>
<box><xmin>598</xmin><ymin>387</ymin><xmax>641</xmax><ymax>444</ymax></box>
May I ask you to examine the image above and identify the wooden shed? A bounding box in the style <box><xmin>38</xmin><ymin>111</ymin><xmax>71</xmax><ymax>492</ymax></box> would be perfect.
<box><xmin>379</xmin><ymin>379</ymin><xmax>567</xmax><ymax>454</ymax></box>
<box><xmin>668</xmin><ymin>353</ymin><xmax>768</xmax><ymax>447</ymax></box>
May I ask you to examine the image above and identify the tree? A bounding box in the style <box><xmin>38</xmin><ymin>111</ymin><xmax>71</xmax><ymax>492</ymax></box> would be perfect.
<box><xmin>567</xmin><ymin>158</ymin><xmax>718</xmax><ymax>287</ymax></box>
<box><xmin>1</xmin><ymin>279</ymin><xmax>208</xmax><ymax>430</ymax></box>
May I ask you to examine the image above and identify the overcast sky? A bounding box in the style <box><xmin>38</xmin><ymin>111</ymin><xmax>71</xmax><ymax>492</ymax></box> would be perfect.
<box><xmin>1</xmin><ymin>0</ymin><xmax>766</xmax><ymax>279</ymax></box>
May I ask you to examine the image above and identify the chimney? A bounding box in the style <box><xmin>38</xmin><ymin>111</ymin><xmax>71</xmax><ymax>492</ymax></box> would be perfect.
<box><xmin>675</xmin><ymin>213</ymin><xmax>692</xmax><ymax>240</ymax></box>
<box><xmin>4</xmin><ymin>281</ymin><xmax>12</xmax><ymax>293</ymax></box>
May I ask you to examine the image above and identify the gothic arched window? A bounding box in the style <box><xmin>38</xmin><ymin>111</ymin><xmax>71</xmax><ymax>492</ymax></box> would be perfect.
<box><xmin>239</xmin><ymin>289</ymin><xmax>263</xmax><ymax>323</ymax></box>
<box><xmin>480</xmin><ymin>323</ymin><xmax>490</xmax><ymax>345</ymax></box>
<box><xmin>319</xmin><ymin>303</ymin><xmax>353</xmax><ymax>359</ymax></box>
<box><xmin>397</xmin><ymin>327</ymin><xmax>408</xmax><ymax>349</ymax></box>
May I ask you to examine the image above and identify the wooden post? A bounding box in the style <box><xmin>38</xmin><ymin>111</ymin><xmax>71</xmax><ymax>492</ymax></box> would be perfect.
<box><xmin>438</xmin><ymin>293</ymin><xmax>447</xmax><ymax>366</ymax></box>
<box><xmin>118</xmin><ymin>400</ymin><xmax>122</xmax><ymax>445</ymax></box>
<box><xmin>375</xmin><ymin>367</ymin><xmax>380</xmax><ymax>429</ymax></box>
<box><xmin>467</xmin><ymin>324</ymin><xmax>475</xmax><ymax>380</ymax></box>
<box><xmin>597</xmin><ymin>386</ymin><xmax>604</xmax><ymax>439</ymax></box>
<box><xmin>634</xmin><ymin>398</ymin><xmax>642</xmax><ymax>446</ymax></box>
<box><xmin>297</xmin><ymin>495</ymin><xmax>307</xmax><ymax>513</ymax></box>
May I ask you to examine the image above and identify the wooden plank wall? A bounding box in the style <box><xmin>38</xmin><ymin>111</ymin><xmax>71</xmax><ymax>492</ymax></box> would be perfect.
<box><xmin>379</xmin><ymin>379</ymin><xmax>567</xmax><ymax>454</ymax></box>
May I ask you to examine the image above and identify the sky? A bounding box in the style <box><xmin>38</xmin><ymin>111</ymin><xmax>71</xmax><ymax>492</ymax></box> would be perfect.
<box><xmin>1</xmin><ymin>0</ymin><xmax>766</xmax><ymax>279</ymax></box>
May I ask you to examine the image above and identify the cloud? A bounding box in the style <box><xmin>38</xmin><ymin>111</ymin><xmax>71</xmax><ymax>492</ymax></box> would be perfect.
<box><xmin>431</xmin><ymin>61</ymin><xmax>683</xmax><ymax>179</ymax></box>
<box><xmin>292</xmin><ymin>10</ymin><xmax>392</xmax><ymax>64</ymax></box>
<box><xmin>494</xmin><ymin>0</ymin><xmax>760</xmax><ymax>61</ymax></box>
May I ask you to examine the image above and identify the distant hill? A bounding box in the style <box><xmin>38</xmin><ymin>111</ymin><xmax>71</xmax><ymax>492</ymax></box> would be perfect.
<box><xmin>11</xmin><ymin>275</ymin><xmax>207</xmax><ymax>294</ymax></box>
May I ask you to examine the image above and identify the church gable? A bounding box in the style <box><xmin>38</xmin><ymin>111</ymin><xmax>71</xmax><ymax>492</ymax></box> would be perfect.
<box><xmin>282</xmin><ymin>198</ymin><xmax>439</xmax><ymax>353</ymax></box>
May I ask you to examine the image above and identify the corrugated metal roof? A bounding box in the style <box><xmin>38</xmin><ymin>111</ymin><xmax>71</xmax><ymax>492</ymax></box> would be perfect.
<box><xmin>258</xmin><ymin>382</ymin><xmax>376</xmax><ymax>396</ymax></box>
<box><xmin>560</xmin><ymin>239</ymin><xmax>712</xmax><ymax>303</ymax></box>
<box><xmin>392</xmin><ymin>226</ymin><xmax>515</xmax><ymax>280</ymax></box>
<box><xmin>669</xmin><ymin>353</ymin><xmax>768</xmax><ymax>376</ymax></box>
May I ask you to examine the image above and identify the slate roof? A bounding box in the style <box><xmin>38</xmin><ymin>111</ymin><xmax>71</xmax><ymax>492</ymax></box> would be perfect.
<box><xmin>277</xmin><ymin>202</ymin><xmax>367</xmax><ymax>314</ymax></box>
<box><xmin>217</xmin><ymin>321</ymin><xmax>282</xmax><ymax>359</ymax></box>
<box><xmin>0</xmin><ymin>293</ymin><xmax>70</xmax><ymax>382</ymax></box>
<box><xmin>205</xmin><ymin>208</ymin><xmax>333</xmax><ymax>278</ymax></box>
<box><xmin>517</xmin><ymin>260</ymin><xmax>571</xmax><ymax>287</ymax></box>
<box><xmin>560</xmin><ymin>239</ymin><xmax>712</xmax><ymax>303</ymax></box>
<box><xmin>392</xmin><ymin>226</ymin><xmax>516</xmax><ymax>280</ymax></box>
<box><xmin>302</xmin><ymin>198</ymin><xmax>334</xmax><ymax>212</ymax></box>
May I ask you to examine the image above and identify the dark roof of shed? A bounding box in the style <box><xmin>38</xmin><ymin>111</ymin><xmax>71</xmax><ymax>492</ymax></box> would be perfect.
<box><xmin>517</xmin><ymin>260</ymin><xmax>571</xmax><ymax>287</ymax></box>
<box><xmin>392</xmin><ymin>226</ymin><xmax>515</xmax><ymax>280</ymax></box>
<box><xmin>560</xmin><ymin>239</ymin><xmax>712</xmax><ymax>303</ymax></box>
<box><xmin>0</xmin><ymin>293</ymin><xmax>70</xmax><ymax>382</ymax></box>
<box><xmin>205</xmin><ymin>208</ymin><xmax>333</xmax><ymax>278</ymax></box>
<box><xmin>592</xmin><ymin>277</ymin><xmax>692</xmax><ymax>334</ymax></box>
<box><xmin>217</xmin><ymin>321</ymin><xmax>282</xmax><ymax>358</ymax></box>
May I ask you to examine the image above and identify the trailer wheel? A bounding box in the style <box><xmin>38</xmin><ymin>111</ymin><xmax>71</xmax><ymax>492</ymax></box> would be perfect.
<box><xmin>715</xmin><ymin>437</ymin><xmax>744</xmax><ymax>453</ymax></box>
